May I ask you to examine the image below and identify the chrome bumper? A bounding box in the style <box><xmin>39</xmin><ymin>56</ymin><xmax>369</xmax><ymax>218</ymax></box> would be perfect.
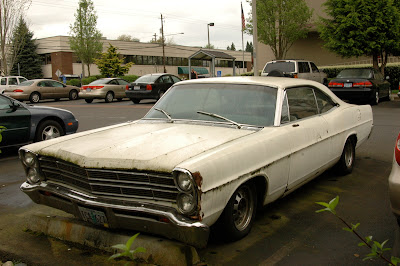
<box><xmin>21</xmin><ymin>181</ymin><xmax>209</xmax><ymax>248</ymax></box>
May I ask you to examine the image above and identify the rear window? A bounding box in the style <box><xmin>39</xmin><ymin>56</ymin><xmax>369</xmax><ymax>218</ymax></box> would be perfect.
<box><xmin>19</xmin><ymin>80</ymin><xmax>34</xmax><ymax>86</ymax></box>
<box><xmin>263</xmin><ymin>62</ymin><xmax>295</xmax><ymax>73</ymax></box>
<box><xmin>136</xmin><ymin>75</ymin><xmax>160</xmax><ymax>83</ymax></box>
<box><xmin>337</xmin><ymin>69</ymin><xmax>372</xmax><ymax>79</ymax></box>
<box><xmin>89</xmin><ymin>79</ymin><xmax>111</xmax><ymax>85</ymax></box>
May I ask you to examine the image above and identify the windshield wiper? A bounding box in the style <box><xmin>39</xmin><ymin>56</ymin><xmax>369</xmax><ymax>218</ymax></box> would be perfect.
<box><xmin>197</xmin><ymin>111</ymin><xmax>242</xmax><ymax>129</ymax></box>
<box><xmin>154</xmin><ymin>108</ymin><xmax>173</xmax><ymax>122</ymax></box>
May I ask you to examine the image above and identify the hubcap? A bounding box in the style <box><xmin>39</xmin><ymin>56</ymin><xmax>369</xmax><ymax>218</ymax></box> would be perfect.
<box><xmin>344</xmin><ymin>142</ymin><xmax>353</xmax><ymax>168</ymax></box>
<box><xmin>232</xmin><ymin>186</ymin><xmax>254</xmax><ymax>231</ymax></box>
<box><xmin>32</xmin><ymin>94</ymin><xmax>39</xmax><ymax>102</ymax></box>
<box><xmin>41</xmin><ymin>125</ymin><xmax>60</xmax><ymax>140</ymax></box>
<box><xmin>106</xmin><ymin>93</ymin><xmax>113</xmax><ymax>102</ymax></box>
<box><xmin>375</xmin><ymin>92</ymin><xmax>379</xmax><ymax>104</ymax></box>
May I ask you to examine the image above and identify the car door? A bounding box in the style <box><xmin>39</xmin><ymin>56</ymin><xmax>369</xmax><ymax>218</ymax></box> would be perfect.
<box><xmin>108</xmin><ymin>79</ymin><xmax>121</xmax><ymax>96</ymax></box>
<box><xmin>116</xmin><ymin>79</ymin><xmax>129</xmax><ymax>98</ymax></box>
<box><xmin>297</xmin><ymin>62</ymin><xmax>311</xmax><ymax>80</ymax></box>
<box><xmin>49</xmin><ymin>80</ymin><xmax>68</xmax><ymax>99</ymax></box>
<box><xmin>310</xmin><ymin>62</ymin><xmax>323</xmax><ymax>83</ymax></box>
<box><xmin>0</xmin><ymin>95</ymin><xmax>31</xmax><ymax>148</ymax></box>
<box><xmin>157</xmin><ymin>75</ymin><xmax>173</xmax><ymax>94</ymax></box>
<box><xmin>37</xmin><ymin>80</ymin><xmax>55</xmax><ymax>99</ymax></box>
<box><xmin>281</xmin><ymin>86</ymin><xmax>331</xmax><ymax>190</ymax></box>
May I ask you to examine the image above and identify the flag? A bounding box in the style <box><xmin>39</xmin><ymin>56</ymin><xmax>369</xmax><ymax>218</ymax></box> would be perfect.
<box><xmin>241</xmin><ymin>2</ymin><xmax>245</xmax><ymax>31</ymax></box>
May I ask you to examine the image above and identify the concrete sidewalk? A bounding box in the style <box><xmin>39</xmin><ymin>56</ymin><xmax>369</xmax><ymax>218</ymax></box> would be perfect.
<box><xmin>0</xmin><ymin>204</ymin><xmax>200</xmax><ymax>265</ymax></box>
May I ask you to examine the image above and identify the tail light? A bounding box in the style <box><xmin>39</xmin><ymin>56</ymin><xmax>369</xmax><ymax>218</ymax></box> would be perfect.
<box><xmin>328</xmin><ymin>82</ymin><xmax>344</xmax><ymax>87</ymax></box>
<box><xmin>293</xmin><ymin>74</ymin><xmax>298</xmax><ymax>78</ymax></box>
<box><xmin>353</xmin><ymin>81</ymin><xmax>373</xmax><ymax>87</ymax></box>
<box><xmin>81</xmin><ymin>86</ymin><xmax>104</xmax><ymax>90</ymax></box>
<box><xmin>146</xmin><ymin>84</ymin><xmax>152</xmax><ymax>91</ymax></box>
<box><xmin>395</xmin><ymin>133</ymin><xmax>400</xmax><ymax>166</ymax></box>
<box><xmin>13</xmin><ymin>89</ymin><xmax>24</xmax><ymax>92</ymax></box>
<box><xmin>126</xmin><ymin>85</ymin><xmax>129</xmax><ymax>90</ymax></box>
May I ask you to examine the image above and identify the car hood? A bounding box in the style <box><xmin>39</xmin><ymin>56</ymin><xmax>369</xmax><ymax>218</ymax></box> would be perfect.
<box><xmin>29</xmin><ymin>121</ymin><xmax>255</xmax><ymax>172</ymax></box>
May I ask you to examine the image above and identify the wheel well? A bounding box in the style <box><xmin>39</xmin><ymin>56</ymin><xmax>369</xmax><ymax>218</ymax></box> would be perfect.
<box><xmin>31</xmin><ymin>91</ymin><xmax>41</xmax><ymax>97</ymax></box>
<box><xmin>35</xmin><ymin>117</ymin><xmax>66</xmax><ymax>136</ymax></box>
<box><xmin>348</xmin><ymin>134</ymin><xmax>358</xmax><ymax>147</ymax></box>
<box><xmin>247</xmin><ymin>176</ymin><xmax>267</xmax><ymax>207</ymax></box>
<box><xmin>107</xmin><ymin>91</ymin><xmax>114</xmax><ymax>96</ymax></box>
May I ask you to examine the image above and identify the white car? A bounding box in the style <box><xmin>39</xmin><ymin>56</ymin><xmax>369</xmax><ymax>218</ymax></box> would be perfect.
<box><xmin>389</xmin><ymin>132</ymin><xmax>400</xmax><ymax>226</ymax></box>
<box><xmin>19</xmin><ymin>77</ymin><xmax>373</xmax><ymax>247</ymax></box>
<box><xmin>0</xmin><ymin>76</ymin><xmax>28</xmax><ymax>94</ymax></box>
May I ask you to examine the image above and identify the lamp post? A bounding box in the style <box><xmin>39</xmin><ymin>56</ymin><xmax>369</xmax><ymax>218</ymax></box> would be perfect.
<box><xmin>207</xmin><ymin>22</ymin><xmax>214</xmax><ymax>48</ymax></box>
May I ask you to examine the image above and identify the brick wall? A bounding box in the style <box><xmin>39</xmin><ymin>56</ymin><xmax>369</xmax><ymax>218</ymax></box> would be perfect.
<box><xmin>51</xmin><ymin>52</ymin><xmax>73</xmax><ymax>80</ymax></box>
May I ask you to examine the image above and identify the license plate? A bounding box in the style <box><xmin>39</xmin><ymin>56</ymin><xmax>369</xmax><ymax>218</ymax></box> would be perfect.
<box><xmin>86</xmin><ymin>88</ymin><xmax>92</xmax><ymax>92</ymax></box>
<box><xmin>134</xmin><ymin>86</ymin><xmax>140</xmax><ymax>90</ymax></box>
<box><xmin>78</xmin><ymin>206</ymin><xmax>109</xmax><ymax>227</ymax></box>
<box><xmin>344</xmin><ymin>83</ymin><xmax>352</xmax><ymax>87</ymax></box>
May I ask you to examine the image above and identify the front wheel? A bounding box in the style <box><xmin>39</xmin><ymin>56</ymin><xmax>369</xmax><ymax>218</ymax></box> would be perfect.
<box><xmin>217</xmin><ymin>182</ymin><xmax>257</xmax><ymax>241</ymax></box>
<box><xmin>35</xmin><ymin>120</ymin><xmax>64</xmax><ymax>142</ymax></box>
<box><xmin>69</xmin><ymin>90</ymin><xmax>78</xmax><ymax>100</ymax></box>
<box><xmin>370</xmin><ymin>91</ymin><xmax>379</xmax><ymax>105</ymax></box>
<box><xmin>335</xmin><ymin>138</ymin><xmax>355</xmax><ymax>175</ymax></box>
<box><xmin>131</xmin><ymin>99</ymin><xmax>140</xmax><ymax>104</ymax></box>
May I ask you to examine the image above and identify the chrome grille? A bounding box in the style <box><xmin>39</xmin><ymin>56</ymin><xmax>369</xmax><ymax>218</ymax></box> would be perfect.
<box><xmin>38</xmin><ymin>156</ymin><xmax>178</xmax><ymax>202</ymax></box>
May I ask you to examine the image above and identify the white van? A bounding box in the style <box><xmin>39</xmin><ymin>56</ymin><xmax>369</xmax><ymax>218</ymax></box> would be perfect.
<box><xmin>0</xmin><ymin>76</ymin><xmax>28</xmax><ymax>94</ymax></box>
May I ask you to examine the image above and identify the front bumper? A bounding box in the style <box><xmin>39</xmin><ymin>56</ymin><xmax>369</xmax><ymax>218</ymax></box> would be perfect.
<box><xmin>389</xmin><ymin>156</ymin><xmax>400</xmax><ymax>224</ymax></box>
<box><xmin>21</xmin><ymin>181</ymin><xmax>209</xmax><ymax>248</ymax></box>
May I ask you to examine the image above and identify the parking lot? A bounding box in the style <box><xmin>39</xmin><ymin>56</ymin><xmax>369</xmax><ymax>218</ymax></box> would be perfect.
<box><xmin>1</xmin><ymin>97</ymin><xmax>400</xmax><ymax>265</ymax></box>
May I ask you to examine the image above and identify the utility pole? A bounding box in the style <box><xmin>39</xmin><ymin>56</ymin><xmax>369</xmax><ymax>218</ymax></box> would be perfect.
<box><xmin>153</xmin><ymin>33</ymin><xmax>157</xmax><ymax>42</ymax></box>
<box><xmin>252</xmin><ymin>0</ymin><xmax>258</xmax><ymax>76</ymax></box>
<box><xmin>161</xmin><ymin>14</ymin><xmax>166</xmax><ymax>73</ymax></box>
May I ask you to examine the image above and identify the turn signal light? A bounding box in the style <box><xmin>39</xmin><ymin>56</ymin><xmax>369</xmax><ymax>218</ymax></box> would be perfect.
<box><xmin>146</xmin><ymin>84</ymin><xmax>152</xmax><ymax>91</ymax></box>
<box><xmin>395</xmin><ymin>133</ymin><xmax>400</xmax><ymax>166</ymax></box>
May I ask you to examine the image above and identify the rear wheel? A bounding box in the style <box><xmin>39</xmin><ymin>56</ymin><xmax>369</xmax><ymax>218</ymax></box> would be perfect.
<box><xmin>335</xmin><ymin>138</ymin><xmax>355</xmax><ymax>175</ymax></box>
<box><xmin>105</xmin><ymin>92</ymin><xmax>114</xmax><ymax>103</ymax></box>
<box><xmin>370</xmin><ymin>91</ymin><xmax>379</xmax><ymax>105</ymax></box>
<box><xmin>131</xmin><ymin>99</ymin><xmax>140</xmax><ymax>104</ymax></box>
<box><xmin>69</xmin><ymin>90</ymin><xmax>78</xmax><ymax>100</ymax></box>
<box><xmin>383</xmin><ymin>87</ymin><xmax>391</xmax><ymax>101</ymax></box>
<box><xmin>217</xmin><ymin>182</ymin><xmax>257</xmax><ymax>241</ymax></box>
<box><xmin>29</xmin><ymin>92</ymin><xmax>40</xmax><ymax>103</ymax></box>
<box><xmin>85</xmin><ymin>99</ymin><xmax>93</xmax><ymax>103</ymax></box>
<box><xmin>35</xmin><ymin>120</ymin><xmax>64</xmax><ymax>142</ymax></box>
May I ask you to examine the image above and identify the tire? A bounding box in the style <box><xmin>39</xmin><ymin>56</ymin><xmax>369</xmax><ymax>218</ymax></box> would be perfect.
<box><xmin>370</xmin><ymin>90</ymin><xmax>379</xmax><ymax>105</ymax></box>
<box><xmin>105</xmin><ymin>92</ymin><xmax>114</xmax><ymax>103</ymax></box>
<box><xmin>217</xmin><ymin>182</ymin><xmax>257</xmax><ymax>241</ymax></box>
<box><xmin>29</xmin><ymin>92</ymin><xmax>40</xmax><ymax>103</ymax></box>
<box><xmin>335</xmin><ymin>138</ymin><xmax>356</xmax><ymax>175</ymax></box>
<box><xmin>69</xmin><ymin>90</ymin><xmax>78</xmax><ymax>100</ymax></box>
<box><xmin>131</xmin><ymin>99</ymin><xmax>140</xmax><ymax>104</ymax></box>
<box><xmin>85</xmin><ymin>99</ymin><xmax>93</xmax><ymax>103</ymax></box>
<box><xmin>383</xmin><ymin>87</ymin><xmax>391</xmax><ymax>101</ymax></box>
<box><xmin>267</xmin><ymin>69</ymin><xmax>284</xmax><ymax>77</ymax></box>
<box><xmin>35</xmin><ymin>120</ymin><xmax>64</xmax><ymax>142</ymax></box>
<box><xmin>323</xmin><ymin>79</ymin><xmax>328</xmax><ymax>86</ymax></box>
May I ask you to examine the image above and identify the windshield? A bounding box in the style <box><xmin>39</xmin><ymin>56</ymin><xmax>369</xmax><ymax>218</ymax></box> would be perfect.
<box><xmin>19</xmin><ymin>80</ymin><xmax>34</xmax><ymax>86</ymax></box>
<box><xmin>264</xmin><ymin>62</ymin><xmax>295</xmax><ymax>73</ymax></box>
<box><xmin>337</xmin><ymin>69</ymin><xmax>372</xmax><ymax>79</ymax></box>
<box><xmin>135</xmin><ymin>75</ymin><xmax>159</xmax><ymax>83</ymax></box>
<box><xmin>144</xmin><ymin>83</ymin><xmax>277</xmax><ymax>127</ymax></box>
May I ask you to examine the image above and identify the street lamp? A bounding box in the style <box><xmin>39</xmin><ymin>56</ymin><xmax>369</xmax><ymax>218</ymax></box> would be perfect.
<box><xmin>207</xmin><ymin>22</ymin><xmax>214</xmax><ymax>48</ymax></box>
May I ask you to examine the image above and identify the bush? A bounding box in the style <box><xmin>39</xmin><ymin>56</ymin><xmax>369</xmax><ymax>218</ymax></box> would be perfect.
<box><xmin>119</xmin><ymin>75</ymin><xmax>139</xmax><ymax>83</ymax></box>
<box><xmin>67</xmin><ymin>79</ymin><xmax>81</xmax><ymax>87</ymax></box>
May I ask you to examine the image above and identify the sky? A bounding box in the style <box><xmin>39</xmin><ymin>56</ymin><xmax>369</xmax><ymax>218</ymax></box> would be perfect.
<box><xmin>26</xmin><ymin>0</ymin><xmax>254</xmax><ymax>50</ymax></box>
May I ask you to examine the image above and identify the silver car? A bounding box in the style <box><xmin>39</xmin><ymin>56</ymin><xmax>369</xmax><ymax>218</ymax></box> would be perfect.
<box><xmin>389</xmin><ymin>132</ymin><xmax>400</xmax><ymax>226</ymax></box>
<box><xmin>79</xmin><ymin>78</ymin><xmax>129</xmax><ymax>103</ymax></box>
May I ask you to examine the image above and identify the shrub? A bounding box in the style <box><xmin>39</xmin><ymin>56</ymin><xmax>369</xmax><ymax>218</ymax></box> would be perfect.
<box><xmin>119</xmin><ymin>75</ymin><xmax>139</xmax><ymax>83</ymax></box>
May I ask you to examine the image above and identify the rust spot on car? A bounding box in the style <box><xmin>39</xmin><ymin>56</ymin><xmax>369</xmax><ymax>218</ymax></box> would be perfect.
<box><xmin>192</xmin><ymin>171</ymin><xmax>203</xmax><ymax>188</ymax></box>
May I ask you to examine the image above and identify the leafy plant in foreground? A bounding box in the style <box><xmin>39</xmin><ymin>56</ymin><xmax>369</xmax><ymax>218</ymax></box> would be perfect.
<box><xmin>316</xmin><ymin>196</ymin><xmax>400</xmax><ymax>265</ymax></box>
<box><xmin>108</xmin><ymin>233</ymin><xmax>146</xmax><ymax>264</ymax></box>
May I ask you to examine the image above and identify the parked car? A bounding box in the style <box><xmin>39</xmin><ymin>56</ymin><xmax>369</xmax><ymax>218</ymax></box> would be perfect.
<box><xmin>389</xmin><ymin>132</ymin><xmax>400</xmax><ymax>226</ymax></box>
<box><xmin>79</xmin><ymin>78</ymin><xmax>129</xmax><ymax>103</ymax></box>
<box><xmin>328</xmin><ymin>68</ymin><xmax>391</xmax><ymax>105</ymax></box>
<box><xmin>19</xmin><ymin>77</ymin><xmax>373</xmax><ymax>247</ymax></box>
<box><xmin>4</xmin><ymin>79</ymin><xmax>79</xmax><ymax>103</ymax></box>
<box><xmin>0</xmin><ymin>76</ymin><xmax>28</xmax><ymax>94</ymax></box>
<box><xmin>0</xmin><ymin>94</ymin><xmax>78</xmax><ymax>149</ymax></box>
<box><xmin>125</xmin><ymin>73</ymin><xmax>181</xmax><ymax>104</ymax></box>
<box><xmin>261</xmin><ymin>60</ymin><xmax>328</xmax><ymax>85</ymax></box>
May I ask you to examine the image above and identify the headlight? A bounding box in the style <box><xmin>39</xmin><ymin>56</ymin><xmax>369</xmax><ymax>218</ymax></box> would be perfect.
<box><xmin>177</xmin><ymin>172</ymin><xmax>192</xmax><ymax>192</ymax></box>
<box><xmin>177</xmin><ymin>193</ymin><xmax>196</xmax><ymax>214</ymax></box>
<box><xmin>27</xmin><ymin>168</ymin><xmax>40</xmax><ymax>184</ymax></box>
<box><xmin>21</xmin><ymin>150</ymin><xmax>38</xmax><ymax>167</ymax></box>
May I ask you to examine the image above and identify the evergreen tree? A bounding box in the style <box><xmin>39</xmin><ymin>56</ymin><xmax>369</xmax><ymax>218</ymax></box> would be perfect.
<box><xmin>230</xmin><ymin>42</ymin><xmax>236</xmax><ymax>51</ymax></box>
<box><xmin>95</xmin><ymin>44</ymin><xmax>133</xmax><ymax>77</ymax></box>
<box><xmin>10</xmin><ymin>18</ymin><xmax>43</xmax><ymax>79</ymax></box>
<box><xmin>245</xmin><ymin>41</ymin><xmax>253</xmax><ymax>54</ymax></box>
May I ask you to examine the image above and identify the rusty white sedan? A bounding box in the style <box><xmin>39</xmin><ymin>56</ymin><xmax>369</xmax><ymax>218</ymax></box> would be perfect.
<box><xmin>19</xmin><ymin>77</ymin><xmax>373</xmax><ymax>247</ymax></box>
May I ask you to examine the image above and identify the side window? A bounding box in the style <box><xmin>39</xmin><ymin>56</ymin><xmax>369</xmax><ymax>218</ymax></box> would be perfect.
<box><xmin>314</xmin><ymin>89</ymin><xmax>336</xmax><ymax>113</ymax></box>
<box><xmin>9</xmin><ymin>78</ymin><xmax>18</xmax><ymax>85</ymax></box>
<box><xmin>0</xmin><ymin>78</ymin><xmax>6</xmax><ymax>85</ymax></box>
<box><xmin>298</xmin><ymin>62</ymin><xmax>310</xmax><ymax>73</ymax></box>
<box><xmin>286</xmin><ymin>87</ymin><xmax>318</xmax><ymax>120</ymax></box>
<box><xmin>160</xmin><ymin>76</ymin><xmax>172</xmax><ymax>83</ymax></box>
<box><xmin>310</xmin><ymin>62</ymin><xmax>319</xmax><ymax>72</ymax></box>
<box><xmin>0</xmin><ymin>95</ymin><xmax>11</xmax><ymax>109</ymax></box>
<box><xmin>117</xmin><ymin>79</ymin><xmax>128</xmax><ymax>85</ymax></box>
<box><xmin>171</xmin><ymin>76</ymin><xmax>181</xmax><ymax>83</ymax></box>
<box><xmin>19</xmin><ymin>77</ymin><xmax>28</xmax><ymax>83</ymax></box>
<box><xmin>37</xmin><ymin>81</ymin><xmax>46</xmax><ymax>87</ymax></box>
<box><xmin>280</xmin><ymin>93</ymin><xmax>290</xmax><ymax>124</ymax></box>
<box><xmin>50</xmin><ymin>81</ymin><xmax>64</xmax><ymax>87</ymax></box>
<box><xmin>109</xmin><ymin>79</ymin><xmax>118</xmax><ymax>85</ymax></box>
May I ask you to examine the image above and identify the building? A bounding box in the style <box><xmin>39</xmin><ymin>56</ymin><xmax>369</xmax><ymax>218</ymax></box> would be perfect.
<box><xmin>35</xmin><ymin>36</ymin><xmax>252</xmax><ymax>80</ymax></box>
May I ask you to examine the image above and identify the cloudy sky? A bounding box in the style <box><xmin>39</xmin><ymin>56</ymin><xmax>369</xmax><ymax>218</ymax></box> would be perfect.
<box><xmin>26</xmin><ymin>0</ymin><xmax>253</xmax><ymax>50</ymax></box>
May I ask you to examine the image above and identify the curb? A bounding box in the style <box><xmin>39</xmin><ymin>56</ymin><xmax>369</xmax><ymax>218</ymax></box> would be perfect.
<box><xmin>26</xmin><ymin>214</ymin><xmax>200</xmax><ymax>266</ymax></box>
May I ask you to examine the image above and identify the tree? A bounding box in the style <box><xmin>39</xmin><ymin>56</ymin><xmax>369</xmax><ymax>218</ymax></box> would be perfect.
<box><xmin>95</xmin><ymin>44</ymin><xmax>133</xmax><ymax>77</ymax></box>
<box><xmin>204</xmin><ymin>44</ymin><xmax>215</xmax><ymax>49</ymax></box>
<box><xmin>246</xmin><ymin>0</ymin><xmax>313</xmax><ymax>59</ymax></box>
<box><xmin>245</xmin><ymin>41</ymin><xmax>253</xmax><ymax>54</ymax></box>
<box><xmin>10</xmin><ymin>18</ymin><xmax>42</xmax><ymax>79</ymax></box>
<box><xmin>69</xmin><ymin>0</ymin><xmax>103</xmax><ymax>78</ymax></box>
<box><xmin>149</xmin><ymin>36</ymin><xmax>176</xmax><ymax>46</ymax></box>
<box><xmin>117</xmin><ymin>34</ymin><xmax>139</xmax><ymax>42</ymax></box>
<box><xmin>0</xmin><ymin>0</ymin><xmax>31</xmax><ymax>76</ymax></box>
<box><xmin>319</xmin><ymin>0</ymin><xmax>400</xmax><ymax>74</ymax></box>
